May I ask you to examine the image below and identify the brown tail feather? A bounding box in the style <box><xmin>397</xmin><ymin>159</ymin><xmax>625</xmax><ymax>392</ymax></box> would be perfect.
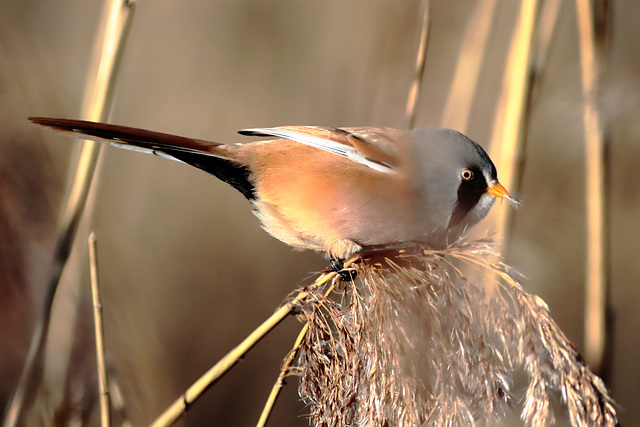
<box><xmin>28</xmin><ymin>117</ymin><xmax>220</xmax><ymax>154</ymax></box>
<box><xmin>29</xmin><ymin>117</ymin><xmax>256</xmax><ymax>200</ymax></box>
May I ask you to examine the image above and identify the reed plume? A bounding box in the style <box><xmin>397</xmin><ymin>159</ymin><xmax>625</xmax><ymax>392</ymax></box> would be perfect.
<box><xmin>296</xmin><ymin>240</ymin><xmax>617</xmax><ymax>426</ymax></box>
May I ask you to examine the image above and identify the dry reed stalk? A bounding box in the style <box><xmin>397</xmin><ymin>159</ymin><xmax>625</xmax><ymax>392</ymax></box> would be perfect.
<box><xmin>508</xmin><ymin>0</ymin><xmax>563</xmax><ymax>204</ymax></box>
<box><xmin>89</xmin><ymin>233</ymin><xmax>111</xmax><ymax>427</ymax></box>
<box><xmin>257</xmin><ymin>323</ymin><xmax>310</xmax><ymax>427</ymax></box>
<box><xmin>296</xmin><ymin>241</ymin><xmax>617</xmax><ymax>426</ymax></box>
<box><xmin>488</xmin><ymin>0</ymin><xmax>540</xmax><ymax>243</ymax></box>
<box><xmin>2</xmin><ymin>2</ymin><xmax>135</xmax><ymax>425</ymax></box>
<box><xmin>149</xmin><ymin>258</ymin><xmax>363</xmax><ymax>427</ymax></box>
<box><xmin>440</xmin><ymin>0</ymin><xmax>497</xmax><ymax>132</ymax></box>
<box><xmin>575</xmin><ymin>0</ymin><xmax>609</xmax><ymax>374</ymax></box>
<box><xmin>405</xmin><ymin>0</ymin><xmax>430</xmax><ymax>130</ymax></box>
<box><xmin>149</xmin><ymin>290</ymin><xmax>311</xmax><ymax>427</ymax></box>
<box><xmin>257</xmin><ymin>279</ymin><xmax>342</xmax><ymax>427</ymax></box>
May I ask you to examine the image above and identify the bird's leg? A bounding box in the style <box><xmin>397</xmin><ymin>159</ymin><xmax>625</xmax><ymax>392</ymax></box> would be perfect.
<box><xmin>330</xmin><ymin>258</ymin><xmax>357</xmax><ymax>282</ymax></box>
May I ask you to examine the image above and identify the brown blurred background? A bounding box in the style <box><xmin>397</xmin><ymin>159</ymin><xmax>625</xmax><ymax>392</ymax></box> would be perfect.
<box><xmin>0</xmin><ymin>0</ymin><xmax>638</xmax><ymax>425</ymax></box>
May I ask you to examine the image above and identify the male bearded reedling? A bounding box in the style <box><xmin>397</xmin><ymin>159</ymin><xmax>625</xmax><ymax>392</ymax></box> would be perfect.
<box><xmin>29</xmin><ymin>118</ymin><xmax>519</xmax><ymax>259</ymax></box>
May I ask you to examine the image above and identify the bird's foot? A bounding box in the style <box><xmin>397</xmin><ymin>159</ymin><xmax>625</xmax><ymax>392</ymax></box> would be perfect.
<box><xmin>330</xmin><ymin>258</ymin><xmax>358</xmax><ymax>282</ymax></box>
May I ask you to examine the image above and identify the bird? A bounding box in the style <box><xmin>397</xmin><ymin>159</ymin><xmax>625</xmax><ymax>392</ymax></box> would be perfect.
<box><xmin>29</xmin><ymin>117</ymin><xmax>519</xmax><ymax>260</ymax></box>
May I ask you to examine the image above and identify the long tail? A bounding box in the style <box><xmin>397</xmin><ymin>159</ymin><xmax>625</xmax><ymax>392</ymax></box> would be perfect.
<box><xmin>29</xmin><ymin>117</ymin><xmax>255</xmax><ymax>200</ymax></box>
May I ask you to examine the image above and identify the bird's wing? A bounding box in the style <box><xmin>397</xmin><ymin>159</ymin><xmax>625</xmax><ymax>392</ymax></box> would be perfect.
<box><xmin>238</xmin><ymin>126</ymin><xmax>404</xmax><ymax>173</ymax></box>
<box><xmin>28</xmin><ymin>117</ymin><xmax>222</xmax><ymax>160</ymax></box>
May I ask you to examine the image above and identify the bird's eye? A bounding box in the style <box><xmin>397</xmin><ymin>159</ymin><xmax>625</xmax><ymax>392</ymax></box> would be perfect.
<box><xmin>460</xmin><ymin>169</ymin><xmax>474</xmax><ymax>181</ymax></box>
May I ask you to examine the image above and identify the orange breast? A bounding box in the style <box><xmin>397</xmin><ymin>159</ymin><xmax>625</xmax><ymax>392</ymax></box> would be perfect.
<box><xmin>245</xmin><ymin>141</ymin><xmax>417</xmax><ymax>252</ymax></box>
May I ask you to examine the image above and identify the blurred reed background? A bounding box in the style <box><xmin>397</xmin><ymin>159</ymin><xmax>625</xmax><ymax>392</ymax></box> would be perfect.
<box><xmin>0</xmin><ymin>0</ymin><xmax>638</xmax><ymax>425</ymax></box>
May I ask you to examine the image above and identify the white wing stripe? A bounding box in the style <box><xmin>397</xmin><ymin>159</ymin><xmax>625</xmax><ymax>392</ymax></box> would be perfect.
<box><xmin>243</xmin><ymin>128</ymin><xmax>394</xmax><ymax>173</ymax></box>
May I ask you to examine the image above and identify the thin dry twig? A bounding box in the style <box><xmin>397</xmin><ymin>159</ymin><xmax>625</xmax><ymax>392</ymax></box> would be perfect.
<box><xmin>256</xmin><ymin>276</ymin><xmax>345</xmax><ymax>427</ymax></box>
<box><xmin>149</xmin><ymin>268</ymin><xmax>344</xmax><ymax>427</ymax></box>
<box><xmin>149</xmin><ymin>293</ymin><xmax>310</xmax><ymax>427</ymax></box>
<box><xmin>2</xmin><ymin>2</ymin><xmax>135</xmax><ymax>426</ymax></box>
<box><xmin>405</xmin><ymin>0</ymin><xmax>431</xmax><ymax>129</ymax></box>
<box><xmin>256</xmin><ymin>323</ymin><xmax>309</xmax><ymax>427</ymax></box>
<box><xmin>151</xmin><ymin>258</ymin><xmax>360</xmax><ymax>427</ymax></box>
<box><xmin>575</xmin><ymin>0</ymin><xmax>608</xmax><ymax>374</ymax></box>
<box><xmin>89</xmin><ymin>233</ymin><xmax>111</xmax><ymax>427</ymax></box>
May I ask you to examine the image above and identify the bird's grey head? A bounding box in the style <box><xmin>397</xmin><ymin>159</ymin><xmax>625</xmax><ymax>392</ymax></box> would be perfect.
<box><xmin>409</xmin><ymin>127</ymin><xmax>500</xmax><ymax>246</ymax></box>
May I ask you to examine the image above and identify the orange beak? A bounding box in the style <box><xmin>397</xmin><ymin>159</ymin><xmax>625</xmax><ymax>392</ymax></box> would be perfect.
<box><xmin>486</xmin><ymin>181</ymin><xmax>510</xmax><ymax>199</ymax></box>
<box><xmin>486</xmin><ymin>181</ymin><xmax>521</xmax><ymax>208</ymax></box>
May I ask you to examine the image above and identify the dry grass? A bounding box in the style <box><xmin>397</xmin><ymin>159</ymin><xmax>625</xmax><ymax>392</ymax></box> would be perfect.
<box><xmin>2</xmin><ymin>1</ymin><xmax>135</xmax><ymax>425</ymax></box>
<box><xmin>295</xmin><ymin>241</ymin><xmax>617</xmax><ymax>426</ymax></box>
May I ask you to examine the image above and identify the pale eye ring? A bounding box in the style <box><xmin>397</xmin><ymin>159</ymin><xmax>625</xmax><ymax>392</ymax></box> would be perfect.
<box><xmin>460</xmin><ymin>169</ymin><xmax>474</xmax><ymax>181</ymax></box>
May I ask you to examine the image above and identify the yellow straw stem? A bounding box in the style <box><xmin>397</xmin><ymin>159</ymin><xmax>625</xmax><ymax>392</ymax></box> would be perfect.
<box><xmin>150</xmin><ymin>258</ymin><xmax>359</xmax><ymax>427</ymax></box>
<box><xmin>256</xmin><ymin>279</ymin><xmax>340</xmax><ymax>427</ymax></box>
<box><xmin>441</xmin><ymin>0</ymin><xmax>497</xmax><ymax>132</ymax></box>
<box><xmin>488</xmin><ymin>0</ymin><xmax>540</xmax><ymax>243</ymax></box>
<box><xmin>89</xmin><ymin>233</ymin><xmax>111</xmax><ymax>427</ymax></box>
<box><xmin>405</xmin><ymin>0</ymin><xmax>431</xmax><ymax>129</ymax></box>
<box><xmin>575</xmin><ymin>0</ymin><xmax>607</xmax><ymax>373</ymax></box>
<box><xmin>149</xmin><ymin>289</ymin><xmax>311</xmax><ymax>427</ymax></box>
